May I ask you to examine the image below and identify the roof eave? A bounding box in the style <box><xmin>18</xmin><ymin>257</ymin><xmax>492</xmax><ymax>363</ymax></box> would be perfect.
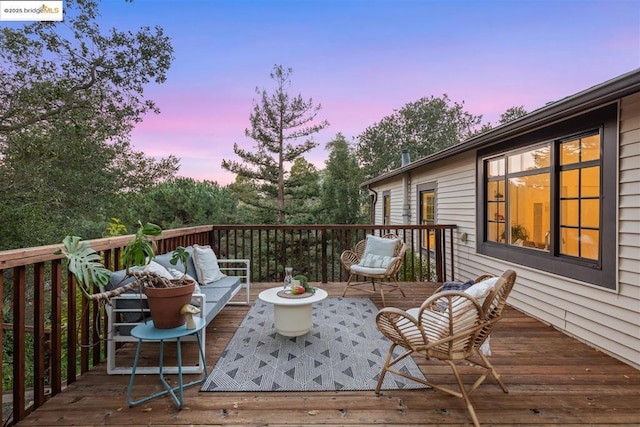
<box><xmin>361</xmin><ymin>68</ymin><xmax>640</xmax><ymax>188</ymax></box>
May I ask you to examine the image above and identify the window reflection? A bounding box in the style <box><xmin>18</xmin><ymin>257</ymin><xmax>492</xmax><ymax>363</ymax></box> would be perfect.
<box><xmin>484</xmin><ymin>131</ymin><xmax>601</xmax><ymax>263</ymax></box>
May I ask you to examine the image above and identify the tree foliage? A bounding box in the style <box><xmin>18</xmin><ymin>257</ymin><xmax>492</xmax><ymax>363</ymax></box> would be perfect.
<box><xmin>222</xmin><ymin>65</ymin><xmax>329</xmax><ymax>223</ymax></box>
<box><xmin>356</xmin><ymin>94</ymin><xmax>481</xmax><ymax>180</ymax></box>
<box><xmin>476</xmin><ymin>105</ymin><xmax>528</xmax><ymax>135</ymax></box>
<box><xmin>320</xmin><ymin>133</ymin><xmax>366</xmax><ymax>224</ymax></box>
<box><xmin>0</xmin><ymin>0</ymin><xmax>173</xmax><ymax>135</ymax></box>
<box><xmin>0</xmin><ymin>0</ymin><xmax>177</xmax><ymax>249</ymax></box>
<box><xmin>121</xmin><ymin>178</ymin><xmax>238</xmax><ymax>229</ymax></box>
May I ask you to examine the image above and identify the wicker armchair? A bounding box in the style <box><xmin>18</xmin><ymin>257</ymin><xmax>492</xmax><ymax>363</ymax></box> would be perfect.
<box><xmin>375</xmin><ymin>269</ymin><xmax>517</xmax><ymax>427</ymax></box>
<box><xmin>340</xmin><ymin>234</ymin><xmax>407</xmax><ymax>307</ymax></box>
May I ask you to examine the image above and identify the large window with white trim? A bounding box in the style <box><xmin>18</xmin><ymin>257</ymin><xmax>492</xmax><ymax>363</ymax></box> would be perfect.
<box><xmin>477</xmin><ymin>105</ymin><xmax>616</xmax><ymax>288</ymax></box>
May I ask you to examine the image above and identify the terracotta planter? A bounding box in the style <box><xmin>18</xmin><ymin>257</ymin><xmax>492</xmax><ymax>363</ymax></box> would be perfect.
<box><xmin>144</xmin><ymin>280</ymin><xmax>195</xmax><ymax>329</ymax></box>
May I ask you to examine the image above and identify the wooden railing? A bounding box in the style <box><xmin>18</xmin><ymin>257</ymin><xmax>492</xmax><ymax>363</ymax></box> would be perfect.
<box><xmin>0</xmin><ymin>223</ymin><xmax>456</xmax><ymax>425</ymax></box>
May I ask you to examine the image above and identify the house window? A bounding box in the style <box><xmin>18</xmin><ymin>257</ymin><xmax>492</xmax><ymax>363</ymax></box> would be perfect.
<box><xmin>417</xmin><ymin>182</ymin><xmax>436</xmax><ymax>250</ymax></box>
<box><xmin>382</xmin><ymin>192</ymin><xmax>391</xmax><ymax>225</ymax></box>
<box><xmin>486</xmin><ymin>144</ymin><xmax>551</xmax><ymax>250</ymax></box>
<box><xmin>477</xmin><ymin>104</ymin><xmax>615</xmax><ymax>288</ymax></box>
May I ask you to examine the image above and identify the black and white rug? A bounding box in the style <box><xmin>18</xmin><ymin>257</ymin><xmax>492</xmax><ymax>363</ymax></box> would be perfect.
<box><xmin>201</xmin><ymin>297</ymin><xmax>427</xmax><ymax>392</ymax></box>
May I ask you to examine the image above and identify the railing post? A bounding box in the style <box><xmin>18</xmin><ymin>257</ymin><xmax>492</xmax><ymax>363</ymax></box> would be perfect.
<box><xmin>321</xmin><ymin>229</ymin><xmax>328</xmax><ymax>283</ymax></box>
<box><xmin>13</xmin><ymin>266</ymin><xmax>26</xmax><ymax>423</ymax></box>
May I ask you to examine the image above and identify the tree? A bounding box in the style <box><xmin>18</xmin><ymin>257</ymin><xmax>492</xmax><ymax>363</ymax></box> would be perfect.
<box><xmin>222</xmin><ymin>65</ymin><xmax>329</xmax><ymax>223</ymax></box>
<box><xmin>0</xmin><ymin>0</ymin><xmax>173</xmax><ymax>135</ymax></box>
<box><xmin>356</xmin><ymin>94</ymin><xmax>481</xmax><ymax>180</ymax></box>
<box><xmin>0</xmin><ymin>0</ymin><xmax>177</xmax><ymax>249</ymax></box>
<box><xmin>499</xmin><ymin>105</ymin><xmax>527</xmax><ymax>124</ymax></box>
<box><xmin>286</xmin><ymin>157</ymin><xmax>321</xmax><ymax>224</ymax></box>
<box><xmin>475</xmin><ymin>105</ymin><xmax>528</xmax><ymax>135</ymax></box>
<box><xmin>320</xmin><ymin>133</ymin><xmax>366</xmax><ymax>224</ymax></box>
<box><xmin>122</xmin><ymin>178</ymin><xmax>238</xmax><ymax>229</ymax></box>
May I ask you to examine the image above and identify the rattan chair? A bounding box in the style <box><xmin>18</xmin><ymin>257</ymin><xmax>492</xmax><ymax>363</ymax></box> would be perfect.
<box><xmin>375</xmin><ymin>269</ymin><xmax>517</xmax><ymax>427</ymax></box>
<box><xmin>340</xmin><ymin>234</ymin><xmax>407</xmax><ymax>307</ymax></box>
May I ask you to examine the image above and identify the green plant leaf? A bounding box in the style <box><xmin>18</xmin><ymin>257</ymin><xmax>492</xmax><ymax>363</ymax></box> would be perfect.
<box><xmin>57</xmin><ymin>236</ymin><xmax>111</xmax><ymax>299</ymax></box>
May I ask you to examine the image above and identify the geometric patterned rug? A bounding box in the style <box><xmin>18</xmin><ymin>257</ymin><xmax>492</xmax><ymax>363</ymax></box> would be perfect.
<box><xmin>201</xmin><ymin>297</ymin><xmax>428</xmax><ymax>392</ymax></box>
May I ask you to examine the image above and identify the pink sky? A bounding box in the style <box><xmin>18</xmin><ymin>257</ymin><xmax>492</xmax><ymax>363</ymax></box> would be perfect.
<box><xmin>100</xmin><ymin>0</ymin><xmax>640</xmax><ymax>185</ymax></box>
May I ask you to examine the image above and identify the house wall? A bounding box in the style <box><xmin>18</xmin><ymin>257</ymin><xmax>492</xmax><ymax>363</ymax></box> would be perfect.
<box><xmin>371</xmin><ymin>94</ymin><xmax>640</xmax><ymax>369</ymax></box>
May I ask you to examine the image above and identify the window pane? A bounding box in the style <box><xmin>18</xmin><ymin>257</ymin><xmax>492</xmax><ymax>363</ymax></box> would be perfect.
<box><xmin>560</xmin><ymin>200</ymin><xmax>579</xmax><ymax>227</ymax></box>
<box><xmin>488</xmin><ymin>180</ymin><xmax>505</xmax><ymax>200</ymax></box>
<box><xmin>488</xmin><ymin>201</ymin><xmax>505</xmax><ymax>221</ymax></box>
<box><xmin>581</xmin><ymin>229</ymin><xmax>599</xmax><ymax>260</ymax></box>
<box><xmin>561</xmin><ymin>227</ymin><xmax>579</xmax><ymax>257</ymax></box>
<box><xmin>487</xmin><ymin>222</ymin><xmax>505</xmax><ymax>243</ymax></box>
<box><xmin>508</xmin><ymin>146</ymin><xmax>550</xmax><ymax>173</ymax></box>
<box><xmin>581</xmin><ymin>199</ymin><xmax>600</xmax><ymax>228</ymax></box>
<box><xmin>422</xmin><ymin>192</ymin><xmax>435</xmax><ymax>224</ymax></box>
<box><xmin>487</xmin><ymin>158</ymin><xmax>505</xmax><ymax>178</ymax></box>
<box><xmin>560</xmin><ymin>170</ymin><xmax>579</xmax><ymax>198</ymax></box>
<box><xmin>581</xmin><ymin>166</ymin><xmax>600</xmax><ymax>197</ymax></box>
<box><xmin>508</xmin><ymin>173</ymin><xmax>550</xmax><ymax>250</ymax></box>
<box><xmin>581</xmin><ymin>134</ymin><xmax>600</xmax><ymax>162</ymax></box>
<box><xmin>560</xmin><ymin>138</ymin><xmax>580</xmax><ymax>165</ymax></box>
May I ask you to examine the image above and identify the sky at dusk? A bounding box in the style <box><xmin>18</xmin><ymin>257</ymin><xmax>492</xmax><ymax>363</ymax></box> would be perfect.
<box><xmin>96</xmin><ymin>0</ymin><xmax>640</xmax><ymax>186</ymax></box>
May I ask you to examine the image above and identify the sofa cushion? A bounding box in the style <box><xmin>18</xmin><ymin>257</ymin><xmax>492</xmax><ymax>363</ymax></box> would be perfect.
<box><xmin>153</xmin><ymin>247</ymin><xmax>198</xmax><ymax>280</ymax></box>
<box><xmin>192</xmin><ymin>245</ymin><xmax>226</xmax><ymax>284</ymax></box>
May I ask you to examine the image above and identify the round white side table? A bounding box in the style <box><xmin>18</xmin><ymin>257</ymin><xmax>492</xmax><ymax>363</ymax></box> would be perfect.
<box><xmin>258</xmin><ymin>287</ymin><xmax>328</xmax><ymax>337</ymax></box>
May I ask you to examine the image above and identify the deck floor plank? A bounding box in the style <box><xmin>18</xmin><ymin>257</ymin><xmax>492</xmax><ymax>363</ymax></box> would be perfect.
<box><xmin>16</xmin><ymin>281</ymin><xmax>640</xmax><ymax>426</ymax></box>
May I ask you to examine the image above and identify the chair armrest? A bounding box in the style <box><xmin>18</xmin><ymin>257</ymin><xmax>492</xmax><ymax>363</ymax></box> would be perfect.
<box><xmin>383</xmin><ymin>256</ymin><xmax>403</xmax><ymax>276</ymax></box>
<box><xmin>340</xmin><ymin>250</ymin><xmax>360</xmax><ymax>269</ymax></box>
<box><xmin>376</xmin><ymin>307</ymin><xmax>425</xmax><ymax>348</ymax></box>
<box><xmin>217</xmin><ymin>259</ymin><xmax>250</xmax><ymax>274</ymax></box>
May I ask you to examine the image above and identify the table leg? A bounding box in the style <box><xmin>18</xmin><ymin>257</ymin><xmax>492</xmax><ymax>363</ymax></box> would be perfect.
<box><xmin>273</xmin><ymin>304</ymin><xmax>313</xmax><ymax>336</ymax></box>
<box><xmin>126</xmin><ymin>331</ymin><xmax>208</xmax><ymax>409</ymax></box>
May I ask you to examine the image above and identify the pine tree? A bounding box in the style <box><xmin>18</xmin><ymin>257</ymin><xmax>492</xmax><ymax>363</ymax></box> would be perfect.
<box><xmin>222</xmin><ymin>65</ymin><xmax>328</xmax><ymax>223</ymax></box>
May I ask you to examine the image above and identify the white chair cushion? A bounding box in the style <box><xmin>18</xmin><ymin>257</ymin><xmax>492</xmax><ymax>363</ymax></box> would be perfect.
<box><xmin>350</xmin><ymin>264</ymin><xmax>387</xmax><ymax>275</ymax></box>
<box><xmin>359</xmin><ymin>253</ymin><xmax>396</xmax><ymax>269</ymax></box>
<box><xmin>464</xmin><ymin>276</ymin><xmax>499</xmax><ymax>305</ymax></box>
<box><xmin>192</xmin><ymin>244</ymin><xmax>226</xmax><ymax>284</ymax></box>
<box><xmin>358</xmin><ymin>235</ymin><xmax>399</xmax><ymax>268</ymax></box>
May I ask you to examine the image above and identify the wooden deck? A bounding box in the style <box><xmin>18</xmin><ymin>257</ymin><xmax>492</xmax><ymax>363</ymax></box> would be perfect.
<box><xmin>17</xmin><ymin>282</ymin><xmax>640</xmax><ymax>426</ymax></box>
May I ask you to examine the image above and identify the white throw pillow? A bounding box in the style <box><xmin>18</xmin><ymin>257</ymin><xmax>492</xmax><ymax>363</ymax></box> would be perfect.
<box><xmin>358</xmin><ymin>235</ymin><xmax>399</xmax><ymax>268</ymax></box>
<box><xmin>464</xmin><ymin>276</ymin><xmax>499</xmax><ymax>306</ymax></box>
<box><xmin>168</xmin><ymin>267</ymin><xmax>202</xmax><ymax>306</ymax></box>
<box><xmin>144</xmin><ymin>260</ymin><xmax>174</xmax><ymax>280</ymax></box>
<box><xmin>192</xmin><ymin>244</ymin><xmax>226</xmax><ymax>284</ymax></box>
<box><xmin>360</xmin><ymin>253</ymin><xmax>396</xmax><ymax>269</ymax></box>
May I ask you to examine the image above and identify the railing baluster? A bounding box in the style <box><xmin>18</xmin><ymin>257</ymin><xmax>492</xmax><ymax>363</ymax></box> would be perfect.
<box><xmin>34</xmin><ymin>262</ymin><xmax>46</xmax><ymax>408</ymax></box>
<box><xmin>0</xmin><ymin>222</ymin><xmax>456</xmax><ymax>425</ymax></box>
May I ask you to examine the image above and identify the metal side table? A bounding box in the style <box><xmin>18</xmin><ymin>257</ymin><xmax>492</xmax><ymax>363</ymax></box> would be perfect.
<box><xmin>126</xmin><ymin>318</ymin><xmax>207</xmax><ymax>409</ymax></box>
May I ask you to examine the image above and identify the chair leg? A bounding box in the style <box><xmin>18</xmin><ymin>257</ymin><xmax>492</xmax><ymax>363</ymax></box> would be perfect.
<box><xmin>342</xmin><ymin>273</ymin><xmax>354</xmax><ymax>297</ymax></box>
<box><xmin>393</xmin><ymin>277</ymin><xmax>406</xmax><ymax>297</ymax></box>
<box><xmin>375</xmin><ymin>343</ymin><xmax>396</xmax><ymax>394</ymax></box>
<box><xmin>477</xmin><ymin>351</ymin><xmax>509</xmax><ymax>393</ymax></box>
<box><xmin>445</xmin><ymin>360</ymin><xmax>481</xmax><ymax>427</ymax></box>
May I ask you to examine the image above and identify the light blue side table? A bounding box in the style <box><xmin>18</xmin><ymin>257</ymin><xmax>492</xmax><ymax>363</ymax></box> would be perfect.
<box><xmin>126</xmin><ymin>317</ymin><xmax>207</xmax><ymax>409</ymax></box>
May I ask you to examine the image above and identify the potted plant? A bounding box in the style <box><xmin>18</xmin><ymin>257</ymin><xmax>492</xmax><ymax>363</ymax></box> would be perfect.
<box><xmin>56</xmin><ymin>221</ymin><xmax>195</xmax><ymax>329</ymax></box>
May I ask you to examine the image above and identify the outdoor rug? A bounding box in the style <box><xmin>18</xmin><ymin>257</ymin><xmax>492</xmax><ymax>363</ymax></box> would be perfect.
<box><xmin>201</xmin><ymin>297</ymin><xmax>428</xmax><ymax>392</ymax></box>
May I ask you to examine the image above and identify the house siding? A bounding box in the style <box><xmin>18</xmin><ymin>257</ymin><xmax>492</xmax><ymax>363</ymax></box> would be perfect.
<box><xmin>370</xmin><ymin>93</ymin><xmax>640</xmax><ymax>369</ymax></box>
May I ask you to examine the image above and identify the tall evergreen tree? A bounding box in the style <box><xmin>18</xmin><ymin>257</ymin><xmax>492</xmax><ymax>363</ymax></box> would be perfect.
<box><xmin>286</xmin><ymin>157</ymin><xmax>321</xmax><ymax>224</ymax></box>
<box><xmin>320</xmin><ymin>133</ymin><xmax>366</xmax><ymax>224</ymax></box>
<box><xmin>222</xmin><ymin>65</ymin><xmax>329</xmax><ymax>223</ymax></box>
